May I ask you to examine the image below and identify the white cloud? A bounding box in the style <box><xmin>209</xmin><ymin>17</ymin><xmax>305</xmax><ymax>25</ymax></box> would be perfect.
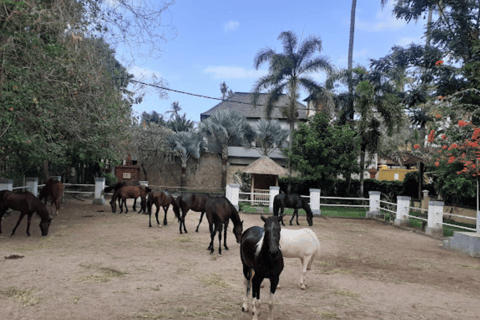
<box><xmin>204</xmin><ymin>66</ymin><xmax>267</xmax><ymax>79</ymax></box>
<box><xmin>223</xmin><ymin>20</ymin><xmax>240</xmax><ymax>33</ymax></box>
<box><xmin>356</xmin><ymin>3</ymin><xmax>407</xmax><ymax>32</ymax></box>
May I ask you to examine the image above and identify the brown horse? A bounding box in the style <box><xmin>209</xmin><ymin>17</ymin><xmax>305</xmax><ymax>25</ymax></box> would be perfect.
<box><xmin>205</xmin><ymin>197</ymin><xmax>243</xmax><ymax>255</ymax></box>
<box><xmin>110</xmin><ymin>185</ymin><xmax>151</xmax><ymax>214</ymax></box>
<box><xmin>0</xmin><ymin>190</ymin><xmax>52</xmax><ymax>236</ymax></box>
<box><xmin>103</xmin><ymin>181</ymin><xmax>141</xmax><ymax>212</ymax></box>
<box><xmin>147</xmin><ymin>190</ymin><xmax>181</xmax><ymax>228</ymax></box>
<box><xmin>39</xmin><ymin>178</ymin><xmax>64</xmax><ymax>216</ymax></box>
<box><xmin>176</xmin><ymin>192</ymin><xmax>212</xmax><ymax>234</ymax></box>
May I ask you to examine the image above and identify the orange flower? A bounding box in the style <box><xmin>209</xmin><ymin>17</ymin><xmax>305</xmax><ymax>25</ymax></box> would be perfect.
<box><xmin>435</xmin><ymin>161</ymin><xmax>440</xmax><ymax>167</ymax></box>
<box><xmin>442</xmin><ymin>145</ymin><xmax>448</xmax><ymax>149</ymax></box>
<box><xmin>458</xmin><ymin>120</ymin><xmax>468</xmax><ymax>127</ymax></box>
<box><xmin>413</xmin><ymin>144</ymin><xmax>420</xmax><ymax>150</ymax></box>
<box><xmin>438</xmin><ymin>96</ymin><xmax>444</xmax><ymax>100</ymax></box>
<box><xmin>435</xmin><ymin>60</ymin><xmax>444</xmax><ymax>66</ymax></box>
<box><xmin>442</xmin><ymin>134</ymin><xmax>447</xmax><ymax>140</ymax></box>
<box><xmin>428</xmin><ymin>130</ymin><xmax>435</xmax><ymax>143</ymax></box>
<box><xmin>436</xmin><ymin>114</ymin><xmax>442</xmax><ymax>118</ymax></box>
<box><xmin>9</xmin><ymin>107</ymin><xmax>13</xmax><ymax>111</ymax></box>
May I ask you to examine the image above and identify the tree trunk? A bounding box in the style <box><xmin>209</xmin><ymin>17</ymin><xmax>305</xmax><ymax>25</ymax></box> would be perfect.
<box><xmin>287</xmin><ymin>121</ymin><xmax>295</xmax><ymax>194</ymax></box>
<box><xmin>141</xmin><ymin>162</ymin><xmax>148</xmax><ymax>181</ymax></box>
<box><xmin>347</xmin><ymin>0</ymin><xmax>357</xmax><ymax>120</ymax></box>
<box><xmin>181</xmin><ymin>165</ymin><xmax>186</xmax><ymax>190</ymax></box>
<box><xmin>43</xmin><ymin>160</ymin><xmax>50</xmax><ymax>183</ymax></box>
<box><xmin>359</xmin><ymin>144</ymin><xmax>366</xmax><ymax>197</ymax></box>
<box><xmin>221</xmin><ymin>146</ymin><xmax>228</xmax><ymax>189</ymax></box>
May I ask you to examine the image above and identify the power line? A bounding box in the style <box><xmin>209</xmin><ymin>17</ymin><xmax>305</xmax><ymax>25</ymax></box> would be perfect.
<box><xmin>130</xmin><ymin>79</ymin><xmax>313</xmax><ymax>112</ymax></box>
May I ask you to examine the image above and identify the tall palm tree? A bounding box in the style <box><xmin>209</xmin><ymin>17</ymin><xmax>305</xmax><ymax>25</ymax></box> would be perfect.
<box><xmin>166</xmin><ymin>101</ymin><xmax>182</xmax><ymax>119</ymax></box>
<box><xmin>252</xmin><ymin>31</ymin><xmax>333</xmax><ymax>190</ymax></box>
<box><xmin>254</xmin><ymin>119</ymin><xmax>289</xmax><ymax>157</ymax></box>
<box><xmin>168</xmin><ymin>113</ymin><xmax>194</xmax><ymax>133</ymax></box>
<box><xmin>166</xmin><ymin>131</ymin><xmax>206</xmax><ymax>188</ymax></box>
<box><xmin>199</xmin><ymin>110</ymin><xmax>255</xmax><ymax>188</ymax></box>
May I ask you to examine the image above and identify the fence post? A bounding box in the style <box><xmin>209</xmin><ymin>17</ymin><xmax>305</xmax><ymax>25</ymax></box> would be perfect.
<box><xmin>394</xmin><ymin>196</ymin><xmax>411</xmax><ymax>227</ymax></box>
<box><xmin>366</xmin><ymin>191</ymin><xmax>381</xmax><ymax>218</ymax></box>
<box><xmin>228</xmin><ymin>184</ymin><xmax>240</xmax><ymax>211</ymax></box>
<box><xmin>0</xmin><ymin>179</ymin><xmax>13</xmax><ymax>191</ymax></box>
<box><xmin>309</xmin><ymin>188</ymin><xmax>321</xmax><ymax>217</ymax></box>
<box><xmin>51</xmin><ymin>176</ymin><xmax>62</xmax><ymax>181</ymax></box>
<box><xmin>426</xmin><ymin>200</ymin><xmax>444</xmax><ymax>237</ymax></box>
<box><xmin>269</xmin><ymin>186</ymin><xmax>280</xmax><ymax>213</ymax></box>
<box><xmin>26</xmin><ymin>178</ymin><xmax>39</xmax><ymax>196</ymax></box>
<box><xmin>139</xmin><ymin>181</ymin><xmax>148</xmax><ymax>187</ymax></box>
<box><xmin>477</xmin><ymin>210</ymin><xmax>480</xmax><ymax>234</ymax></box>
<box><xmin>93</xmin><ymin>177</ymin><xmax>106</xmax><ymax>205</ymax></box>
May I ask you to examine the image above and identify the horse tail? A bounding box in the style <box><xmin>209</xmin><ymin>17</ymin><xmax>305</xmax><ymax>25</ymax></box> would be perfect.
<box><xmin>171</xmin><ymin>197</ymin><xmax>181</xmax><ymax>222</ymax></box>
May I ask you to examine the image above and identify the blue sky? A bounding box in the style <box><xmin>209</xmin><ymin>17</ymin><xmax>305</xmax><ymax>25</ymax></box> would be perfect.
<box><xmin>121</xmin><ymin>1</ymin><xmax>427</xmax><ymax>124</ymax></box>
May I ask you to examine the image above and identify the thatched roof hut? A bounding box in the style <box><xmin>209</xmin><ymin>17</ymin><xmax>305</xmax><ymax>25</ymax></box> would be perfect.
<box><xmin>242</xmin><ymin>156</ymin><xmax>288</xmax><ymax>194</ymax></box>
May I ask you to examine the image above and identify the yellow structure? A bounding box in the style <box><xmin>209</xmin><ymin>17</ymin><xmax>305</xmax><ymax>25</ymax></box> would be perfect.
<box><xmin>378</xmin><ymin>165</ymin><xmax>417</xmax><ymax>182</ymax></box>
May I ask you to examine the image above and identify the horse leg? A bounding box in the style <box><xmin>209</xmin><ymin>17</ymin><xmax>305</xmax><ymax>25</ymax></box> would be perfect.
<box><xmin>251</xmin><ymin>275</ymin><xmax>263</xmax><ymax>320</ymax></box>
<box><xmin>208</xmin><ymin>223</ymin><xmax>216</xmax><ymax>253</ymax></box>
<box><xmin>55</xmin><ymin>198</ymin><xmax>60</xmax><ymax>217</ymax></box>
<box><xmin>300</xmin><ymin>255</ymin><xmax>313</xmax><ymax>289</ymax></box>
<box><xmin>155</xmin><ymin>205</ymin><xmax>161</xmax><ymax>227</ymax></box>
<box><xmin>124</xmin><ymin>197</ymin><xmax>129</xmax><ymax>214</ymax></box>
<box><xmin>195</xmin><ymin>211</ymin><xmax>205</xmax><ymax>232</ymax></box>
<box><xmin>0</xmin><ymin>207</ymin><xmax>7</xmax><ymax>234</ymax></box>
<box><xmin>11</xmin><ymin>211</ymin><xmax>27</xmax><ymax>236</ymax></box>
<box><xmin>163</xmin><ymin>205</ymin><xmax>169</xmax><ymax>226</ymax></box>
<box><xmin>179</xmin><ymin>209</ymin><xmax>187</xmax><ymax>234</ymax></box>
<box><xmin>217</xmin><ymin>222</ymin><xmax>223</xmax><ymax>255</ymax></box>
<box><xmin>133</xmin><ymin>197</ymin><xmax>137</xmax><ymax>212</ymax></box>
<box><xmin>289</xmin><ymin>209</ymin><xmax>296</xmax><ymax>225</ymax></box>
<box><xmin>223</xmin><ymin>222</ymin><xmax>229</xmax><ymax>250</ymax></box>
<box><xmin>280</xmin><ymin>206</ymin><xmax>285</xmax><ymax>226</ymax></box>
<box><xmin>242</xmin><ymin>265</ymin><xmax>253</xmax><ymax>312</ymax></box>
<box><xmin>268</xmin><ymin>276</ymin><xmax>280</xmax><ymax>320</ymax></box>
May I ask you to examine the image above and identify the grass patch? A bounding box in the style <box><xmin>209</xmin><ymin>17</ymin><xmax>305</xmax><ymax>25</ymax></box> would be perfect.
<box><xmin>321</xmin><ymin>206</ymin><xmax>367</xmax><ymax>218</ymax></box>
<box><xmin>77</xmin><ymin>263</ymin><xmax>127</xmax><ymax>283</ymax></box>
<box><xmin>1</xmin><ymin>286</ymin><xmax>41</xmax><ymax>306</ymax></box>
<box><xmin>459</xmin><ymin>264</ymin><xmax>480</xmax><ymax>270</ymax></box>
<box><xmin>198</xmin><ymin>273</ymin><xmax>232</xmax><ymax>288</ymax></box>
<box><xmin>322</xmin><ymin>268</ymin><xmax>353</xmax><ymax>275</ymax></box>
<box><xmin>332</xmin><ymin>289</ymin><xmax>359</xmax><ymax>299</ymax></box>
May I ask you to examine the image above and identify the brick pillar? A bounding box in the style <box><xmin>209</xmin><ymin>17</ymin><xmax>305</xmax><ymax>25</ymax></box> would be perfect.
<box><xmin>426</xmin><ymin>200</ymin><xmax>444</xmax><ymax>237</ymax></box>
<box><xmin>93</xmin><ymin>177</ymin><xmax>106</xmax><ymax>205</ymax></box>
<box><xmin>366</xmin><ymin>191</ymin><xmax>381</xmax><ymax>218</ymax></box>
<box><xmin>394</xmin><ymin>196</ymin><xmax>411</xmax><ymax>227</ymax></box>
<box><xmin>309</xmin><ymin>188</ymin><xmax>321</xmax><ymax>217</ymax></box>
<box><xmin>0</xmin><ymin>179</ymin><xmax>13</xmax><ymax>191</ymax></box>
<box><xmin>269</xmin><ymin>186</ymin><xmax>280</xmax><ymax>213</ymax></box>
<box><xmin>26</xmin><ymin>178</ymin><xmax>39</xmax><ymax>196</ymax></box>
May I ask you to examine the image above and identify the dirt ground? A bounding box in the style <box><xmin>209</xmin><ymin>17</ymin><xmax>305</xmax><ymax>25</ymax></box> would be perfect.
<box><xmin>1</xmin><ymin>196</ymin><xmax>480</xmax><ymax>320</ymax></box>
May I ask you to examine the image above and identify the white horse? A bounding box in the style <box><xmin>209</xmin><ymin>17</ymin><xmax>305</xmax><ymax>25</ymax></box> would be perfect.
<box><xmin>280</xmin><ymin>228</ymin><xmax>321</xmax><ymax>289</ymax></box>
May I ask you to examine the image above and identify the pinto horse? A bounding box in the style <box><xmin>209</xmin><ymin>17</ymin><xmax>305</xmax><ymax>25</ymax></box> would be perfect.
<box><xmin>273</xmin><ymin>193</ymin><xmax>313</xmax><ymax>226</ymax></box>
<box><xmin>176</xmin><ymin>192</ymin><xmax>211</xmax><ymax>234</ymax></box>
<box><xmin>147</xmin><ymin>190</ymin><xmax>180</xmax><ymax>228</ymax></box>
<box><xmin>103</xmin><ymin>181</ymin><xmax>142</xmax><ymax>212</ymax></box>
<box><xmin>240</xmin><ymin>215</ymin><xmax>284</xmax><ymax>320</ymax></box>
<box><xmin>0</xmin><ymin>190</ymin><xmax>52</xmax><ymax>237</ymax></box>
<box><xmin>205</xmin><ymin>197</ymin><xmax>243</xmax><ymax>255</ymax></box>
<box><xmin>110</xmin><ymin>185</ymin><xmax>151</xmax><ymax>214</ymax></box>
<box><xmin>39</xmin><ymin>178</ymin><xmax>64</xmax><ymax>216</ymax></box>
<box><xmin>280</xmin><ymin>228</ymin><xmax>321</xmax><ymax>289</ymax></box>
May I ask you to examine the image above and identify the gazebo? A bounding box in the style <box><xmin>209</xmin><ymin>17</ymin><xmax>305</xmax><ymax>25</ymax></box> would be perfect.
<box><xmin>241</xmin><ymin>156</ymin><xmax>288</xmax><ymax>203</ymax></box>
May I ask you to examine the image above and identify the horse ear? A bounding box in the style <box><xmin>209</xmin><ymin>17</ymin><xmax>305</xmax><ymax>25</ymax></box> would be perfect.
<box><xmin>277</xmin><ymin>214</ymin><xmax>285</xmax><ymax>222</ymax></box>
<box><xmin>261</xmin><ymin>215</ymin><xmax>267</xmax><ymax>222</ymax></box>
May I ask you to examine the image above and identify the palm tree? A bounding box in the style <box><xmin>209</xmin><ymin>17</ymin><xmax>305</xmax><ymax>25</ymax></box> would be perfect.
<box><xmin>166</xmin><ymin>101</ymin><xmax>182</xmax><ymax>119</ymax></box>
<box><xmin>199</xmin><ymin>110</ymin><xmax>255</xmax><ymax>188</ymax></box>
<box><xmin>348</xmin><ymin>0</ymin><xmax>358</xmax><ymax>121</ymax></box>
<box><xmin>220</xmin><ymin>82</ymin><xmax>233</xmax><ymax>100</ymax></box>
<box><xmin>168</xmin><ymin>113</ymin><xmax>194</xmax><ymax>133</ymax></box>
<box><xmin>166</xmin><ymin>131</ymin><xmax>206</xmax><ymax>188</ymax></box>
<box><xmin>254</xmin><ymin>119</ymin><xmax>289</xmax><ymax>157</ymax></box>
<box><xmin>252</xmin><ymin>31</ymin><xmax>333</xmax><ymax>190</ymax></box>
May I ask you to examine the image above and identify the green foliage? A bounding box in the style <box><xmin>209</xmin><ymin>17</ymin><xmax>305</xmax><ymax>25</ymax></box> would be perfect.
<box><xmin>287</xmin><ymin>113</ymin><xmax>360</xmax><ymax>182</ymax></box>
<box><xmin>101</xmin><ymin>172</ymin><xmax>118</xmax><ymax>186</ymax></box>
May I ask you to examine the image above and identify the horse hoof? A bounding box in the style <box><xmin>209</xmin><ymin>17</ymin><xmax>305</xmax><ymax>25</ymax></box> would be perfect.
<box><xmin>157</xmin><ymin>225</ymin><xmax>161</xmax><ymax>228</ymax></box>
<box><xmin>224</xmin><ymin>247</ymin><xmax>229</xmax><ymax>250</ymax></box>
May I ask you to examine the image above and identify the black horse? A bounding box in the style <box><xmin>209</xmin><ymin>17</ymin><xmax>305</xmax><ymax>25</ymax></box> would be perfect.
<box><xmin>0</xmin><ymin>190</ymin><xmax>52</xmax><ymax>237</ymax></box>
<box><xmin>273</xmin><ymin>193</ymin><xmax>313</xmax><ymax>226</ymax></box>
<box><xmin>205</xmin><ymin>197</ymin><xmax>243</xmax><ymax>255</ymax></box>
<box><xmin>147</xmin><ymin>190</ymin><xmax>180</xmax><ymax>228</ymax></box>
<box><xmin>240</xmin><ymin>215</ymin><xmax>284</xmax><ymax>320</ymax></box>
<box><xmin>176</xmin><ymin>192</ymin><xmax>211</xmax><ymax>234</ymax></box>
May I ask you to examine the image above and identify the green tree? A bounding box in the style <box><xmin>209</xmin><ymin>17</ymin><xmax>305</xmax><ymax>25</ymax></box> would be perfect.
<box><xmin>166</xmin><ymin>101</ymin><xmax>182</xmax><ymax>120</ymax></box>
<box><xmin>199</xmin><ymin>110</ymin><xmax>255</xmax><ymax>188</ymax></box>
<box><xmin>167</xmin><ymin>113</ymin><xmax>195</xmax><ymax>133</ymax></box>
<box><xmin>288</xmin><ymin>113</ymin><xmax>361</xmax><ymax>192</ymax></box>
<box><xmin>252</xmin><ymin>30</ymin><xmax>333</xmax><ymax>190</ymax></box>
<box><xmin>254</xmin><ymin>120</ymin><xmax>289</xmax><ymax>157</ymax></box>
<box><xmin>166</xmin><ymin>132</ymin><xmax>206</xmax><ymax>187</ymax></box>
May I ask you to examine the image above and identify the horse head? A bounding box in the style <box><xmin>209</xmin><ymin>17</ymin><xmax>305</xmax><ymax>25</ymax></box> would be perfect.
<box><xmin>109</xmin><ymin>199</ymin><xmax>117</xmax><ymax>213</ymax></box>
<box><xmin>40</xmin><ymin>218</ymin><xmax>52</xmax><ymax>236</ymax></box>
<box><xmin>233</xmin><ymin>220</ymin><xmax>243</xmax><ymax>244</ymax></box>
<box><xmin>261</xmin><ymin>215</ymin><xmax>282</xmax><ymax>260</ymax></box>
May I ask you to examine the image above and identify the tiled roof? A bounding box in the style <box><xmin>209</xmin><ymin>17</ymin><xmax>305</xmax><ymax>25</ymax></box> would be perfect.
<box><xmin>200</xmin><ymin>92</ymin><xmax>308</xmax><ymax>120</ymax></box>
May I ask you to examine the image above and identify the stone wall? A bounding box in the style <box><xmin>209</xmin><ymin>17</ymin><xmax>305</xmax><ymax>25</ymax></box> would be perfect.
<box><xmin>137</xmin><ymin>152</ymin><xmax>223</xmax><ymax>191</ymax></box>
